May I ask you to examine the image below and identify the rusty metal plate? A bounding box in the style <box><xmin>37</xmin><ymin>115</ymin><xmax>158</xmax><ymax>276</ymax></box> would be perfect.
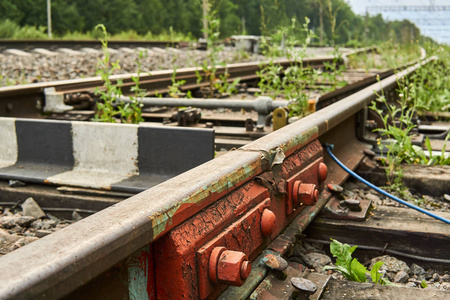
<box><xmin>286</xmin><ymin>158</ymin><xmax>323</xmax><ymax>215</ymax></box>
<box><xmin>197</xmin><ymin>198</ymin><xmax>271</xmax><ymax>299</ymax></box>
<box><xmin>321</xmin><ymin>197</ymin><xmax>372</xmax><ymax>221</ymax></box>
<box><xmin>153</xmin><ymin>139</ymin><xmax>327</xmax><ymax>299</ymax></box>
<box><xmin>153</xmin><ymin>182</ymin><xmax>270</xmax><ymax>299</ymax></box>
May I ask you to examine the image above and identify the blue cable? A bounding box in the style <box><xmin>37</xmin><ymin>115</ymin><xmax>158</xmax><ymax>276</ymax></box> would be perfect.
<box><xmin>324</xmin><ymin>143</ymin><xmax>450</xmax><ymax>225</ymax></box>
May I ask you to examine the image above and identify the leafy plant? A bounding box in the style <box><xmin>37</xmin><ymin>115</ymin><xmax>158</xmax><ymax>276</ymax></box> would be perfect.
<box><xmin>92</xmin><ymin>24</ymin><xmax>143</xmax><ymax>124</ymax></box>
<box><xmin>168</xmin><ymin>66</ymin><xmax>186</xmax><ymax>98</ymax></box>
<box><xmin>370</xmin><ymin>64</ymin><xmax>450</xmax><ymax>192</ymax></box>
<box><xmin>369</xmin><ymin>78</ymin><xmax>421</xmax><ymax>188</ymax></box>
<box><xmin>321</xmin><ymin>46</ymin><xmax>347</xmax><ymax>91</ymax></box>
<box><xmin>92</xmin><ymin>24</ymin><xmax>123</xmax><ymax>123</ymax></box>
<box><xmin>323</xmin><ymin>239</ymin><xmax>394</xmax><ymax>285</ymax></box>
<box><xmin>118</xmin><ymin>50</ymin><xmax>146</xmax><ymax>123</ymax></box>
<box><xmin>257</xmin><ymin>17</ymin><xmax>318</xmax><ymax>117</ymax></box>
<box><xmin>214</xmin><ymin>70</ymin><xmax>240</xmax><ymax>95</ymax></box>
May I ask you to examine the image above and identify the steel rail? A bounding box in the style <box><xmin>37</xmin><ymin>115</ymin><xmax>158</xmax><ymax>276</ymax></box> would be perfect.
<box><xmin>0</xmin><ymin>56</ymin><xmax>434</xmax><ymax>299</ymax></box>
<box><xmin>0</xmin><ymin>39</ymin><xmax>185</xmax><ymax>51</ymax></box>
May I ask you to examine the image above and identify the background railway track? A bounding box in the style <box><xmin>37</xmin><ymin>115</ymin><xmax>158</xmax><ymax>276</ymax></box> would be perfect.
<box><xmin>0</xmin><ymin>39</ymin><xmax>190</xmax><ymax>51</ymax></box>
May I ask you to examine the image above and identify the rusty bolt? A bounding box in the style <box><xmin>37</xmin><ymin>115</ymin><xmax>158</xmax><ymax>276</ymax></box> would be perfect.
<box><xmin>262</xmin><ymin>254</ymin><xmax>288</xmax><ymax>271</ymax></box>
<box><xmin>318</xmin><ymin>162</ymin><xmax>328</xmax><ymax>183</ymax></box>
<box><xmin>291</xmin><ymin>277</ymin><xmax>317</xmax><ymax>298</ymax></box>
<box><xmin>327</xmin><ymin>183</ymin><xmax>343</xmax><ymax>193</ymax></box>
<box><xmin>293</xmin><ymin>182</ymin><xmax>318</xmax><ymax>206</ymax></box>
<box><xmin>261</xmin><ymin>209</ymin><xmax>276</xmax><ymax>236</ymax></box>
<box><xmin>209</xmin><ymin>247</ymin><xmax>251</xmax><ymax>286</ymax></box>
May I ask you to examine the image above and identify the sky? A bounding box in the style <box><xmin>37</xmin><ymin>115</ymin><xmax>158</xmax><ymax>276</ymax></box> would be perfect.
<box><xmin>345</xmin><ymin>0</ymin><xmax>450</xmax><ymax>44</ymax></box>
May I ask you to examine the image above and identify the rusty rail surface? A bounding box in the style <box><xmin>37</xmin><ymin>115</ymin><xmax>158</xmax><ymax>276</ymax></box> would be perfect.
<box><xmin>0</xmin><ymin>57</ymin><xmax>434</xmax><ymax>299</ymax></box>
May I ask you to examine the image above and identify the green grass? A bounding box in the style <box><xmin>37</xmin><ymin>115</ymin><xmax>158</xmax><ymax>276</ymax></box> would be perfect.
<box><xmin>0</xmin><ymin>19</ymin><xmax>194</xmax><ymax>42</ymax></box>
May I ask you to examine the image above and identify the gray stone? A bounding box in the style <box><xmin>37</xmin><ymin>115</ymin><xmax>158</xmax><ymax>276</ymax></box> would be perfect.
<box><xmin>40</xmin><ymin>219</ymin><xmax>57</xmax><ymax>230</ymax></box>
<box><xmin>441</xmin><ymin>274</ymin><xmax>450</xmax><ymax>282</ymax></box>
<box><xmin>411</xmin><ymin>263</ymin><xmax>426</xmax><ymax>277</ymax></box>
<box><xmin>303</xmin><ymin>252</ymin><xmax>332</xmax><ymax>269</ymax></box>
<box><xmin>441</xmin><ymin>282</ymin><xmax>450</xmax><ymax>291</ymax></box>
<box><xmin>35</xmin><ymin>230</ymin><xmax>53</xmax><ymax>238</ymax></box>
<box><xmin>444</xmin><ymin>194</ymin><xmax>450</xmax><ymax>202</ymax></box>
<box><xmin>425</xmin><ymin>270</ymin><xmax>434</xmax><ymax>280</ymax></box>
<box><xmin>394</xmin><ymin>271</ymin><xmax>409</xmax><ymax>284</ymax></box>
<box><xmin>21</xmin><ymin>198</ymin><xmax>46</xmax><ymax>219</ymax></box>
<box><xmin>405</xmin><ymin>282</ymin><xmax>417</xmax><ymax>288</ymax></box>
<box><xmin>46</xmin><ymin>213</ymin><xmax>60</xmax><ymax>224</ymax></box>
<box><xmin>370</xmin><ymin>255</ymin><xmax>410</xmax><ymax>274</ymax></box>
<box><xmin>365</xmin><ymin>192</ymin><xmax>381</xmax><ymax>202</ymax></box>
<box><xmin>0</xmin><ymin>228</ymin><xmax>22</xmax><ymax>253</ymax></box>
<box><xmin>72</xmin><ymin>210</ymin><xmax>83</xmax><ymax>221</ymax></box>
<box><xmin>30</xmin><ymin>219</ymin><xmax>43</xmax><ymax>229</ymax></box>
<box><xmin>1</xmin><ymin>215</ymin><xmax>36</xmax><ymax>229</ymax></box>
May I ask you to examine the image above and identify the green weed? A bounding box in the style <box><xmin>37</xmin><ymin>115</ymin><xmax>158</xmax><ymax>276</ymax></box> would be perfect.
<box><xmin>92</xmin><ymin>24</ymin><xmax>143</xmax><ymax>124</ymax></box>
<box><xmin>323</xmin><ymin>239</ymin><xmax>394</xmax><ymax>285</ymax></box>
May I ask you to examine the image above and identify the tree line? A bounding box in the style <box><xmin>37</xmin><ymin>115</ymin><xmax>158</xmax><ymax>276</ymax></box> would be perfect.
<box><xmin>0</xmin><ymin>0</ymin><xmax>431</xmax><ymax>45</ymax></box>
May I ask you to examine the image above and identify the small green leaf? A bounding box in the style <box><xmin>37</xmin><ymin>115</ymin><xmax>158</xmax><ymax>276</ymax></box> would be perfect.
<box><xmin>421</xmin><ymin>279</ymin><xmax>428</xmax><ymax>288</ymax></box>
<box><xmin>350</xmin><ymin>258</ymin><xmax>368</xmax><ymax>282</ymax></box>
<box><xmin>370</xmin><ymin>261</ymin><xmax>384</xmax><ymax>284</ymax></box>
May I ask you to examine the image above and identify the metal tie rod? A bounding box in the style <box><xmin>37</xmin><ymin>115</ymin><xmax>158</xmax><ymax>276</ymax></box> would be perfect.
<box><xmin>119</xmin><ymin>96</ymin><xmax>289</xmax><ymax>125</ymax></box>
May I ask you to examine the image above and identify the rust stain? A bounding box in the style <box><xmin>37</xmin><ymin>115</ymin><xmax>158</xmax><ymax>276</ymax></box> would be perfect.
<box><xmin>150</xmin><ymin>159</ymin><xmax>264</xmax><ymax>240</ymax></box>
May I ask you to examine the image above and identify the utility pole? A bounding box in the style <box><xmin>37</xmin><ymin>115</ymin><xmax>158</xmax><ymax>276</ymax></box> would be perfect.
<box><xmin>203</xmin><ymin>0</ymin><xmax>208</xmax><ymax>39</ymax></box>
<box><xmin>319</xmin><ymin>4</ymin><xmax>324</xmax><ymax>44</ymax></box>
<box><xmin>47</xmin><ymin>0</ymin><xmax>52</xmax><ymax>38</ymax></box>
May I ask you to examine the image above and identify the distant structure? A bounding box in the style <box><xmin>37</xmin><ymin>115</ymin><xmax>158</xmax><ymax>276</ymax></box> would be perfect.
<box><xmin>366</xmin><ymin>3</ymin><xmax>450</xmax><ymax>44</ymax></box>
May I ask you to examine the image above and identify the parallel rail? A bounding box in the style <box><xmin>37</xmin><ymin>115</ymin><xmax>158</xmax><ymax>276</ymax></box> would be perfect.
<box><xmin>0</xmin><ymin>39</ymin><xmax>187</xmax><ymax>51</ymax></box>
<box><xmin>0</xmin><ymin>57</ymin><xmax>434</xmax><ymax>299</ymax></box>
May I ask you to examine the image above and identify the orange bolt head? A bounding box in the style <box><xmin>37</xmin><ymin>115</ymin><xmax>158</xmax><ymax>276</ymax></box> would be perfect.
<box><xmin>216</xmin><ymin>250</ymin><xmax>250</xmax><ymax>286</ymax></box>
<box><xmin>318</xmin><ymin>162</ymin><xmax>328</xmax><ymax>182</ymax></box>
<box><xmin>298</xmin><ymin>183</ymin><xmax>318</xmax><ymax>205</ymax></box>
<box><xmin>261</xmin><ymin>209</ymin><xmax>276</xmax><ymax>236</ymax></box>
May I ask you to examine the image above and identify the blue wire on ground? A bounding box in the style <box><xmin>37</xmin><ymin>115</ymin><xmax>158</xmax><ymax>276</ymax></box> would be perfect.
<box><xmin>324</xmin><ymin>143</ymin><xmax>450</xmax><ymax>225</ymax></box>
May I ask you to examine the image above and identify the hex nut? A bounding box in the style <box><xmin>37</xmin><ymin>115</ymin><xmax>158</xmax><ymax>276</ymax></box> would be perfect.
<box><xmin>297</xmin><ymin>183</ymin><xmax>318</xmax><ymax>206</ymax></box>
<box><xmin>216</xmin><ymin>250</ymin><xmax>251</xmax><ymax>286</ymax></box>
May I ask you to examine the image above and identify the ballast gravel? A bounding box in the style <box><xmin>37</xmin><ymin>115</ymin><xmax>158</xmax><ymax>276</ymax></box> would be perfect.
<box><xmin>0</xmin><ymin>47</ymin><xmax>263</xmax><ymax>86</ymax></box>
<box><xmin>0</xmin><ymin>197</ymin><xmax>78</xmax><ymax>255</ymax></box>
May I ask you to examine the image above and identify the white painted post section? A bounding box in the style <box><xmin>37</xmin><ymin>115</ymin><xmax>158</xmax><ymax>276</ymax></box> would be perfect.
<box><xmin>0</xmin><ymin>118</ymin><xmax>18</xmax><ymax>168</ymax></box>
<box><xmin>48</xmin><ymin>122</ymin><xmax>139</xmax><ymax>189</ymax></box>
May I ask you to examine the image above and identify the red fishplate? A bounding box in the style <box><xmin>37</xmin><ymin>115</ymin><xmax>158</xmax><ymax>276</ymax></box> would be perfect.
<box><xmin>153</xmin><ymin>139</ymin><xmax>327</xmax><ymax>299</ymax></box>
<box><xmin>197</xmin><ymin>198</ymin><xmax>271</xmax><ymax>298</ymax></box>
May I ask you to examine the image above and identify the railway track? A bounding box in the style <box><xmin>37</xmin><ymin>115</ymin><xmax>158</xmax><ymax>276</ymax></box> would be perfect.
<box><xmin>0</xmin><ymin>49</ymin><xmax>449</xmax><ymax>299</ymax></box>
<box><xmin>0</xmin><ymin>39</ymin><xmax>190</xmax><ymax>52</ymax></box>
